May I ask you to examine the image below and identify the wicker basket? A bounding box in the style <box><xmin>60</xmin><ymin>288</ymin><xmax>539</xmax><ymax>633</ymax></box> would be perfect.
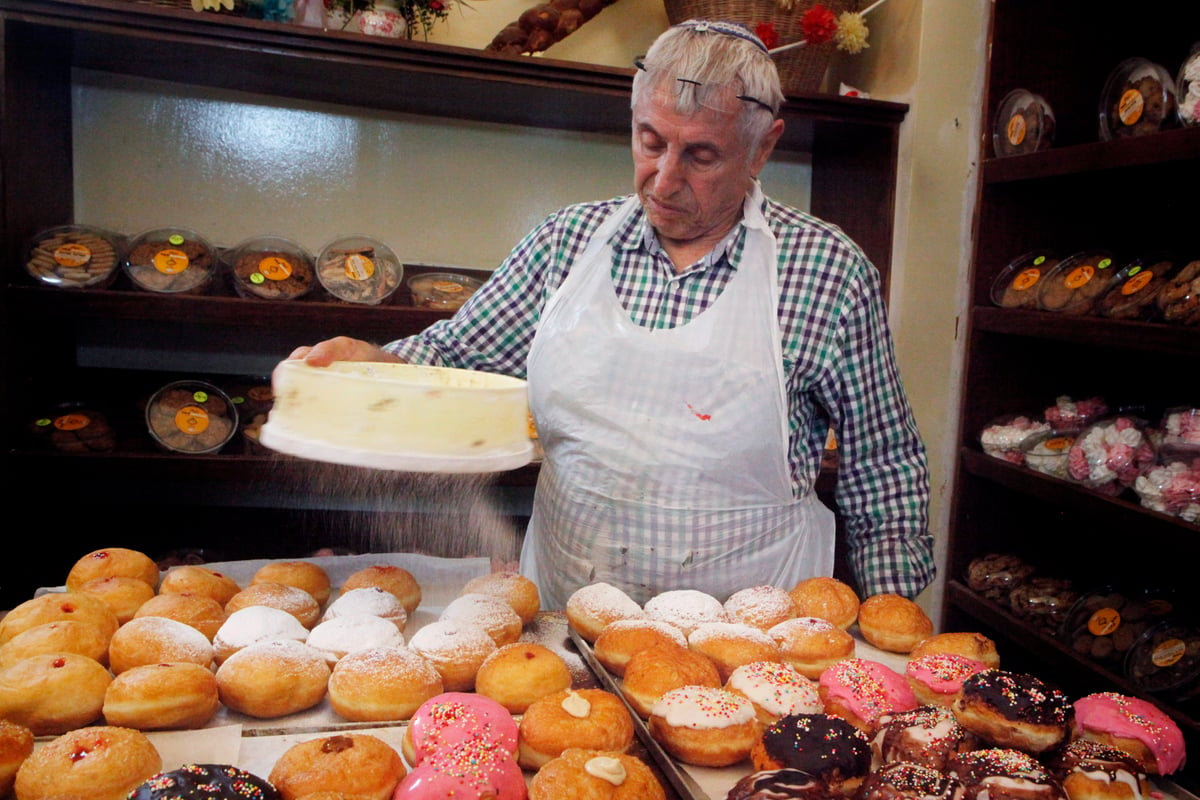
<box><xmin>661</xmin><ymin>0</ymin><xmax>856</xmax><ymax>96</ymax></box>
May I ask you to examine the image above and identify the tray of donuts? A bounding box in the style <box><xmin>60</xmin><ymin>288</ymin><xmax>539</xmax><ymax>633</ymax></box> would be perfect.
<box><xmin>0</xmin><ymin>547</ymin><xmax>681</xmax><ymax>800</ymax></box>
<box><xmin>561</xmin><ymin>577</ymin><xmax>1196</xmax><ymax>800</ymax></box>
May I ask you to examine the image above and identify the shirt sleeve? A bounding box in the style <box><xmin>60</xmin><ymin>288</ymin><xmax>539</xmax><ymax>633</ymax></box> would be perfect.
<box><xmin>824</xmin><ymin>257</ymin><xmax>936</xmax><ymax>599</ymax></box>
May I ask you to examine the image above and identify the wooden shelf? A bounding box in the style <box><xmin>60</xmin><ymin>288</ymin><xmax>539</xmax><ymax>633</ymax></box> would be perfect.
<box><xmin>971</xmin><ymin>307</ymin><xmax>1200</xmax><ymax>358</ymax></box>
<box><xmin>981</xmin><ymin>127</ymin><xmax>1200</xmax><ymax>184</ymax></box>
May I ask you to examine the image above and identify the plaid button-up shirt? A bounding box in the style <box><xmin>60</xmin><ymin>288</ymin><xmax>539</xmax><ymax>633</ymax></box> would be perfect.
<box><xmin>386</xmin><ymin>194</ymin><xmax>935</xmax><ymax>598</ymax></box>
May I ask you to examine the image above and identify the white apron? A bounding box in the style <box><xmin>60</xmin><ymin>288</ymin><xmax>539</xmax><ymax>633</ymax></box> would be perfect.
<box><xmin>520</xmin><ymin>185</ymin><xmax>835</xmax><ymax>610</ymax></box>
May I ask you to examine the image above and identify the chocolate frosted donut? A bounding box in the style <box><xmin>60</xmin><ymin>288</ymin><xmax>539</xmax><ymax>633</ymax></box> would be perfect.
<box><xmin>129</xmin><ymin>763</ymin><xmax>281</xmax><ymax>800</ymax></box>
<box><xmin>726</xmin><ymin>768</ymin><xmax>840</xmax><ymax>800</ymax></box>
<box><xmin>1045</xmin><ymin>739</ymin><xmax>1147</xmax><ymax>800</ymax></box>
<box><xmin>858</xmin><ymin>762</ymin><xmax>966</xmax><ymax>800</ymax></box>
<box><xmin>952</xmin><ymin>670</ymin><xmax>1071</xmax><ymax>754</ymax></box>
<box><xmin>871</xmin><ymin>705</ymin><xmax>977</xmax><ymax>771</ymax></box>
<box><xmin>750</xmin><ymin>713</ymin><xmax>871</xmax><ymax>795</ymax></box>
<box><xmin>945</xmin><ymin>748</ymin><xmax>1066</xmax><ymax>800</ymax></box>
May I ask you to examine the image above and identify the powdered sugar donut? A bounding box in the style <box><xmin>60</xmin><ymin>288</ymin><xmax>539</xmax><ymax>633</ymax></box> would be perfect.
<box><xmin>321</xmin><ymin>587</ymin><xmax>407</xmax><ymax>631</ymax></box>
<box><xmin>687</xmin><ymin>621</ymin><xmax>781</xmax><ymax>682</ymax></box>
<box><xmin>440</xmin><ymin>593</ymin><xmax>523</xmax><ymax>647</ymax></box>
<box><xmin>644</xmin><ymin>589</ymin><xmax>728</xmax><ymax>637</ymax></box>
<box><xmin>593</xmin><ymin>618</ymin><xmax>687</xmax><ymax>677</ymax></box>
<box><xmin>566</xmin><ymin>582</ymin><xmax>645</xmax><ymax>643</ymax></box>
<box><xmin>306</xmin><ymin>614</ymin><xmax>405</xmax><ymax>664</ymax></box>
<box><xmin>328</xmin><ymin>645</ymin><xmax>443</xmax><ymax>722</ymax></box>
<box><xmin>724</xmin><ymin>585</ymin><xmax>797</xmax><ymax>631</ymax></box>
<box><xmin>212</xmin><ymin>605</ymin><xmax>309</xmax><ymax>664</ymax></box>
<box><xmin>341</xmin><ymin>565</ymin><xmax>421</xmax><ymax>616</ymax></box>
<box><xmin>767</xmin><ymin>616</ymin><xmax>855</xmax><ymax>679</ymax></box>
<box><xmin>407</xmin><ymin>619</ymin><xmax>496</xmax><ymax>692</ymax></box>
<box><xmin>224</xmin><ymin>582</ymin><xmax>321</xmax><ymax>629</ymax></box>
<box><xmin>460</xmin><ymin>572</ymin><xmax>540</xmax><ymax>625</ymax></box>
<box><xmin>251</xmin><ymin>560</ymin><xmax>332</xmax><ymax>606</ymax></box>
<box><xmin>133</xmin><ymin>593</ymin><xmax>226</xmax><ymax>641</ymax></box>
<box><xmin>819</xmin><ymin>658</ymin><xmax>918</xmax><ymax>735</ymax></box>
<box><xmin>108</xmin><ymin>616</ymin><xmax>214</xmax><ymax>675</ymax></box>
<box><xmin>649</xmin><ymin>685</ymin><xmax>758</xmax><ymax>767</ymax></box>
<box><xmin>725</xmin><ymin>660</ymin><xmax>822</xmax><ymax>725</ymax></box>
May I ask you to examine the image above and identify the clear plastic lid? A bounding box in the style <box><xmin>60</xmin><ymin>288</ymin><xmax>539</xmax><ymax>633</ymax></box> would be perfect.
<box><xmin>1042</xmin><ymin>395</ymin><xmax>1109</xmax><ymax>434</ymax></box>
<box><xmin>1125</xmin><ymin>618</ymin><xmax>1200</xmax><ymax>700</ymax></box>
<box><xmin>145</xmin><ymin>380</ymin><xmax>238</xmax><ymax>454</ymax></box>
<box><xmin>316</xmin><ymin>235</ymin><xmax>404</xmax><ymax>305</ymax></box>
<box><xmin>225</xmin><ymin>235</ymin><xmax>316</xmax><ymax>301</ymax></box>
<box><xmin>1156</xmin><ymin>259</ymin><xmax>1200</xmax><ymax>325</ymax></box>
<box><xmin>1176</xmin><ymin>42</ymin><xmax>1200</xmax><ymax>127</ymax></box>
<box><xmin>407</xmin><ymin>271</ymin><xmax>484</xmax><ymax>311</ymax></box>
<box><xmin>1094</xmin><ymin>254</ymin><xmax>1181</xmax><ymax>321</ymax></box>
<box><xmin>1099</xmin><ymin>57</ymin><xmax>1178</xmax><ymax>141</ymax></box>
<box><xmin>990</xmin><ymin>249</ymin><xmax>1058</xmax><ymax>309</ymax></box>
<box><xmin>1036</xmin><ymin>249</ymin><xmax>1118</xmax><ymax>315</ymax></box>
<box><xmin>124</xmin><ymin>226</ymin><xmax>217</xmax><ymax>294</ymax></box>
<box><xmin>28</xmin><ymin>401</ymin><xmax>117</xmax><ymax>454</ymax></box>
<box><xmin>24</xmin><ymin>224</ymin><xmax>123</xmax><ymax>289</ymax></box>
<box><xmin>1062</xmin><ymin>585</ymin><xmax>1178</xmax><ymax>669</ymax></box>
<box><xmin>1019</xmin><ymin>430</ymin><xmax>1076</xmax><ymax>480</ymax></box>
<box><xmin>979</xmin><ymin>412</ymin><xmax>1050</xmax><ymax>464</ymax></box>
<box><xmin>993</xmin><ymin>89</ymin><xmax>1056</xmax><ymax>157</ymax></box>
<box><xmin>1066</xmin><ymin>415</ymin><xmax>1156</xmax><ymax>494</ymax></box>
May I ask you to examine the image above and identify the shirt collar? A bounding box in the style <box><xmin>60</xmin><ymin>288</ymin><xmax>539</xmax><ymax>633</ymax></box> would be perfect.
<box><xmin>611</xmin><ymin>199</ymin><xmax>746</xmax><ymax>274</ymax></box>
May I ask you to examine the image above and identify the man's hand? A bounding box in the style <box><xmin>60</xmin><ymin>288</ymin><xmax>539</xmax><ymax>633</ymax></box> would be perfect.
<box><xmin>287</xmin><ymin>336</ymin><xmax>406</xmax><ymax>367</ymax></box>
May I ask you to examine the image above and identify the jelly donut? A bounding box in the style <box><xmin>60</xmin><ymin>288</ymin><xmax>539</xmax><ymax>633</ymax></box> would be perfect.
<box><xmin>268</xmin><ymin>733</ymin><xmax>405</xmax><ymax>800</ymax></box>
<box><xmin>0</xmin><ymin>651</ymin><xmax>111</xmax><ymax>735</ymax></box>
<box><xmin>787</xmin><ymin>576</ymin><xmax>860</xmax><ymax>630</ymax></box>
<box><xmin>107</xmin><ymin>615</ymin><xmax>215</xmax><ymax>675</ymax></box>
<box><xmin>76</xmin><ymin>576</ymin><xmax>156</xmax><ymax>625</ymax></box>
<box><xmin>327</xmin><ymin>645</ymin><xmax>443</xmax><ymax>722</ymax></box>
<box><xmin>340</xmin><ymin>564</ymin><xmax>421</xmax><ymax>616</ymax></box>
<box><xmin>726</xmin><ymin>769</ymin><xmax>840</xmax><ymax>800</ymax></box>
<box><xmin>440</xmin><ymin>593</ymin><xmax>523</xmax><ymax>647</ymax></box>
<box><xmin>593</xmin><ymin>618</ymin><xmax>687</xmax><ymax>677</ymax></box>
<box><xmin>393</xmin><ymin>735</ymin><xmax>523</xmax><ymax>800</ymax></box>
<box><xmin>0</xmin><ymin>619</ymin><xmax>111</xmax><ymax>667</ymax></box>
<box><xmin>215</xmin><ymin>639</ymin><xmax>331</xmax><ymax>719</ymax></box>
<box><xmin>724</xmin><ymin>585</ymin><xmax>797</xmax><ymax>632</ymax></box>
<box><xmin>102</xmin><ymin>662</ymin><xmax>220</xmax><ymax>730</ymax></box>
<box><xmin>401</xmin><ymin>692</ymin><xmax>519</xmax><ymax>767</ymax></box>
<box><xmin>407</xmin><ymin>618</ymin><xmax>497</xmax><ymax>692</ymax></box>
<box><xmin>905</xmin><ymin>652</ymin><xmax>990</xmax><ymax>707</ymax></box>
<box><xmin>251</xmin><ymin>560</ymin><xmax>332</xmax><ymax>606</ymax></box>
<box><xmin>909</xmin><ymin>631</ymin><xmax>1001</xmax><ymax>669</ymax></box>
<box><xmin>0</xmin><ymin>590</ymin><xmax>119</xmax><ymax>646</ymax></box>
<box><xmin>225</xmin><ymin>582</ymin><xmax>321</xmax><ymax>629</ymax></box>
<box><xmin>687</xmin><ymin>621</ymin><xmax>781</xmax><ymax>682</ymax></box>
<box><xmin>953</xmin><ymin>669</ymin><xmax>1072</xmax><ymax>754</ymax></box>
<box><xmin>527</xmin><ymin>748</ymin><xmax>666</xmax><ymax>800</ymax></box>
<box><xmin>1046</xmin><ymin>739</ymin><xmax>1149</xmax><ymax>800</ymax></box>
<box><xmin>0</xmin><ymin>719</ymin><xmax>33</xmax><ymax>797</ymax></box>
<box><xmin>566</xmin><ymin>582</ymin><xmax>645</xmax><ymax>644</ymax></box>
<box><xmin>66</xmin><ymin>547</ymin><xmax>161</xmax><ymax>593</ymax></box>
<box><xmin>870</xmin><ymin>704</ymin><xmax>977</xmax><ymax>771</ymax></box>
<box><xmin>750</xmin><ymin>713</ymin><xmax>872</xmax><ymax>796</ymax></box>
<box><xmin>321</xmin><ymin>587</ymin><xmax>407</xmax><ymax>632</ymax></box>
<box><xmin>644</xmin><ymin>589</ymin><xmax>728</xmax><ymax>637</ymax></box>
<box><xmin>724</xmin><ymin>660</ymin><xmax>822</xmax><ymax>725</ymax></box>
<box><xmin>767</xmin><ymin>616</ymin><xmax>855</xmax><ymax>679</ymax></box>
<box><xmin>857</xmin><ymin>593</ymin><xmax>934</xmax><ymax>654</ymax></box>
<box><xmin>945</xmin><ymin>748</ymin><xmax>1066</xmax><ymax>800</ymax></box>
<box><xmin>648</xmin><ymin>685</ymin><xmax>759</xmax><ymax>767</ymax></box>
<box><xmin>857</xmin><ymin>762</ymin><xmax>966</xmax><ymax>800</ymax></box>
<box><xmin>460</xmin><ymin>571</ymin><xmax>540</xmax><ymax>625</ymax></box>
<box><xmin>14</xmin><ymin>725</ymin><xmax>162</xmax><ymax>800</ymax></box>
<box><xmin>159</xmin><ymin>565</ymin><xmax>241</xmax><ymax>607</ymax></box>
<box><xmin>1072</xmin><ymin>692</ymin><xmax>1185</xmax><ymax>776</ymax></box>
<box><xmin>819</xmin><ymin>658</ymin><xmax>919</xmax><ymax>735</ymax></box>
<box><xmin>517</xmin><ymin>688</ymin><xmax>635</xmax><ymax>770</ymax></box>
<box><xmin>474</xmin><ymin>641</ymin><xmax>572</xmax><ymax>714</ymax></box>
<box><xmin>133</xmin><ymin>592</ymin><xmax>227</xmax><ymax>641</ymax></box>
<box><xmin>620</xmin><ymin>641</ymin><xmax>721</xmax><ymax>718</ymax></box>
<box><xmin>128</xmin><ymin>763</ymin><xmax>281</xmax><ymax>800</ymax></box>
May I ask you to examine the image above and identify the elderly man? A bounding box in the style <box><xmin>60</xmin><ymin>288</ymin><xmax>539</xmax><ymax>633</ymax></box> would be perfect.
<box><xmin>291</xmin><ymin>20</ymin><xmax>934</xmax><ymax>609</ymax></box>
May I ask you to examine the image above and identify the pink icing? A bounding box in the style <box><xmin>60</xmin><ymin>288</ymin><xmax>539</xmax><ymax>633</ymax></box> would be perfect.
<box><xmin>1074</xmin><ymin>692</ymin><xmax>1186</xmax><ymax>775</ymax></box>
<box><xmin>394</xmin><ymin>735</ymin><xmax>526</xmax><ymax>800</ymax></box>
<box><xmin>819</xmin><ymin>658</ymin><xmax>917</xmax><ymax>726</ymax></box>
<box><xmin>406</xmin><ymin>692</ymin><xmax>518</xmax><ymax>766</ymax></box>
<box><xmin>905</xmin><ymin>653</ymin><xmax>990</xmax><ymax>696</ymax></box>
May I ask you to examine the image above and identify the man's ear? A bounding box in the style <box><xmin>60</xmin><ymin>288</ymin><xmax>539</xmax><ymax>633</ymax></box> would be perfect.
<box><xmin>752</xmin><ymin>117</ymin><xmax>786</xmax><ymax>176</ymax></box>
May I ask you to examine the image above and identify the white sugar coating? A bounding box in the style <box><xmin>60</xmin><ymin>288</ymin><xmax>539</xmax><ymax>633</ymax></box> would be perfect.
<box><xmin>114</xmin><ymin>615</ymin><xmax>213</xmax><ymax>661</ymax></box>
<box><xmin>331</xmin><ymin>645</ymin><xmax>441</xmax><ymax>685</ymax></box>
<box><xmin>723</xmin><ymin>585</ymin><xmax>796</xmax><ymax>628</ymax></box>
<box><xmin>688</xmin><ymin>621</ymin><xmax>776</xmax><ymax>649</ymax></box>
<box><xmin>231</xmin><ymin>582</ymin><xmax>318</xmax><ymax>615</ymax></box>
<box><xmin>567</xmin><ymin>582</ymin><xmax>645</xmax><ymax>626</ymax></box>
<box><xmin>644</xmin><ymin>589</ymin><xmax>727</xmax><ymax>636</ymax></box>
<box><xmin>214</xmin><ymin>605</ymin><xmax>309</xmax><ymax>650</ymax></box>
<box><xmin>727</xmin><ymin>661</ymin><xmax>822</xmax><ymax>716</ymax></box>
<box><xmin>323</xmin><ymin>587</ymin><xmax>407</xmax><ymax>627</ymax></box>
<box><xmin>651</xmin><ymin>685</ymin><xmax>755</xmax><ymax>729</ymax></box>
<box><xmin>307</xmin><ymin>614</ymin><xmax>405</xmax><ymax>662</ymax></box>
<box><xmin>441</xmin><ymin>592</ymin><xmax>521</xmax><ymax>631</ymax></box>
<box><xmin>409</xmin><ymin>618</ymin><xmax>496</xmax><ymax>662</ymax></box>
<box><xmin>222</xmin><ymin>637</ymin><xmax>327</xmax><ymax>669</ymax></box>
<box><xmin>768</xmin><ymin>616</ymin><xmax>836</xmax><ymax>638</ymax></box>
<box><xmin>602</xmin><ymin>617</ymin><xmax>688</xmax><ymax>646</ymax></box>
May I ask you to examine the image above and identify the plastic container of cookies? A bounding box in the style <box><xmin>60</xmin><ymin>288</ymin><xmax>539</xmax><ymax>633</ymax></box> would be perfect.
<box><xmin>1177</xmin><ymin>42</ymin><xmax>1200</xmax><ymax>127</ymax></box>
<box><xmin>990</xmin><ymin>250</ymin><xmax>1058</xmax><ymax>310</ymax></box>
<box><xmin>23</xmin><ymin>224</ymin><xmax>123</xmax><ymax>289</ymax></box>
<box><xmin>1125</xmin><ymin>617</ymin><xmax>1200</xmax><ymax>701</ymax></box>
<box><xmin>407</xmin><ymin>271</ymin><xmax>484</xmax><ymax>312</ymax></box>
<box><xmin>1099</xmin><ymin>57</ymin><xmax>1178</xmax><ymax>141</ymax></box>
<box><xmin>224</xmin><ymin>235</ymin><xmax>316</xmax><ymax>301</ymax></box>
<box><xmin>316</xmin><ymin>234</ymin><xmax>404</xmax><ymax>305</ymax></box>
<box><xmin>124</xmin><ymin>226</ymin><xmax>217</xmax><ymax>295</ymax></box>
<box><xmin>1156</xmin><ymin>259</ymin><xmax>1200</xmax><ymax>325</ymax></box>
<box><xmin>1062</xmin><ymin>585</ymin><xmax>1178</xmax><ymax>671</ymax></box>
<box><xmin>1036</xmin><ymin>249</ymin><xmax>1118</xmax><ymax>315</ymax></box>
<box><xmin>1095</xmin><ymin>254</ymin><xmax>1181</xmax><ymax>321</ymax></box>
<box><xmin>28</xmin><ymin>401</ymin><xmax>117</xmax><ymax>453</ymax></box>
<box><xmin>992</xmin><ymin>89</ymin><xmax>1056</xmax><ymax>157</ymax></box>
<box><xmin>145</xmin><ymin>379</ymin><xmax>238</xmax><ymax>454</ymax></box>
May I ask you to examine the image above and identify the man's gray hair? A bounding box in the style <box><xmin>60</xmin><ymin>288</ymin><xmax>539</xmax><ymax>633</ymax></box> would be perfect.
<box><xmin>631</xmin><ymin>20</ymin><xmax>784</xmax><ymax>149</ymax></box>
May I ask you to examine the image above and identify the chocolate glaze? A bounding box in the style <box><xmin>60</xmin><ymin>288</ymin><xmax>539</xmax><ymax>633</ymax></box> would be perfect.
<box><xmin>129</xmin><ymin>764</ymin><xmax>280</xmax><ymax>800</ymax></box>
<box><xmin>1046</xmin><ymin>740</ymin><xmax>1147</xmax><ymax>792</ymax></box>
<box><xmin>945</xmin><ymin>749</ymin><xmax>1066</xmax><ymax>800</ymax></box>
<box><xmin>960</xmin><ymin>670</ymin><xmax>1072</xmax><ymax>726</ymax></box>
<box><xmin>758</xmin><ymin>713</ymin><xmax>871</xmax><ymax>783</ymax></box>
<box><xmin>725</xmin><ymin>768</ymin><xmax>839</xmax><ymax>800</ymax></box>
<box><xmin>873</xmin><ymin>706</ymin><xmax>977</xmax><ymax>771</ymax></box>
<box><xmin>859</xmin><ymin>762</ymin><xmax>966</xmax><ymax>800</ymax></box>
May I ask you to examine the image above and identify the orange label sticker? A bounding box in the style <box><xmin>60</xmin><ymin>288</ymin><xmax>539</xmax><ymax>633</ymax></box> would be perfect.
<box><xmin>54</xmin><ymin>242</ymin><xmax>92</xmax><ymax>268</ymax></box>
<box><xmin>1121</xmin><ymin>270</ymin><xmax>1155</xmax><ymax>295</ymax></box>
<box><xmin>258</xmin><ymin>255</ymin><xmax>294</xmax><ymax>281</ymax></box>
<box><xmin>1088</xmin><ymin>607</ymin><xmax>1122</xmax><ymax>636</ymax></box>
<box><xmin>1118</xmin><ymin>88</ymin><xmax>1145</xmax><ymax>126</ymax></box>
<box><xmin>344</xmin><ymin>254</ymin><xmax>376</xmax><ymax>281</ymax></box>
<box><xmin>175</xmin><ymin>405</ymin><xmax>211</xmax><ymax>436</ymax></box>
<box><xmin>153</xmin><ymin>248</ymin><xmax>191</xmax><ymax>275</ymax></box>
<box><xmin>1012</xmin><ymin>268</ymin><xmax>1041</xmax><ymax>291</ymax></box>
<box><xmin>1044</xmin><ymin>436</ymin><xmax>1073</xmax><ymax>451</ymax></box>
<box><xmin>527</xmin><ymin>411</ymin><xmax>538</xmax><ymax>439</ymax></box>
<box><xmin>54</xmin><ymin>413</ymin><xmax>91</xmax><ymax>432</ymax></box>
<box><xmin>432</xmin><ymin>280</ymin><xmax>464</xmax><ymax>293</ymax></box>
<box><xmin>1064</xmin><ymin>265</ymin><xmax>1095</xmax><ymax>289</ymax></box>
<box><xmin>1151</xmin><ymin>638</ymin><xmax>1186</xmax><ymax>668</ymax></box>
<box><xmin>1006</xmin><ymin>114</ymin><xmax>1027</xmax><ymax>146</ymax></box>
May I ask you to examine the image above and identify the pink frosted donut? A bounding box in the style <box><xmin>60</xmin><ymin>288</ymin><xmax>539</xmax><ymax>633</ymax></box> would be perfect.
<box><xmin>905</xmin><ymin>653</ymin><xmax>990</xmax><ymax>707</ymax></box>
<box><xmin>401</xmin><ymin>691</ymin><xmax>518</xmax><ymax>767</ymax></box>
<box><xmin>1073</xmin><ymin>692</ymin><xmax>1186</xmax><ymax>775</ymax></box>
<box><xmin>819</xmin><ymin>658</ymin><xmax>918</xmax><ymax>735</ymax></box>
<box><xmin>393</xmin><ymin>735</ymin><xmax>524</xmax><ymax>800</ymax></box>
